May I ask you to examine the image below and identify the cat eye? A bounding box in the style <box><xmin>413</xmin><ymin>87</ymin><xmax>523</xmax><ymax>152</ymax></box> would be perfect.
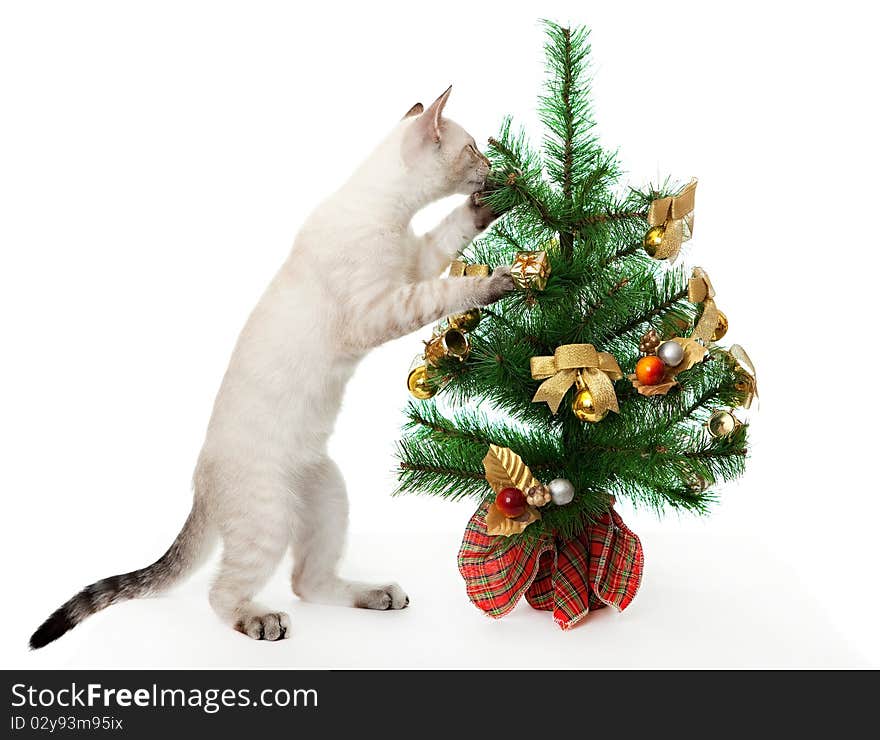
<box><xmin>467</xmin><ymin>143</ymin><xmax>490</xmax><ymax>166</ymax></box>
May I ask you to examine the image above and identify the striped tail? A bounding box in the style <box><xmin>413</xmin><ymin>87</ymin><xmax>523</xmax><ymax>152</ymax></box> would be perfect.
<box><xmin>29</xmin><ymin>501</ymin><xmax>212</xmax><ymax>649</ymax></box>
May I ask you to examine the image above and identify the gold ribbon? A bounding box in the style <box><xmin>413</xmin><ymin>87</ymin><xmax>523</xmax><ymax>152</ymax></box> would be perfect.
<box><xmin>688</xmin><ymin>267</ymin><xmax>721</xmax><ymax>344</ymax></box>
<box><xmin>729</xmin><ymin>344</ymin><xmax>759</xmax><ymax>409</ymax></box>
<box><xmin>449</xmin><ymin>259</ymin><xmax>490</xmax><ymax>278</ymax></box>
<box><xmin>530</xmin><ymin>344</ymin><xmax>622</xmax><ymax>415</ymax></box>
<box><xmin>647</xmin><ymin>179</ymin><xmax>697</xmax><ymax>261</ymax></box>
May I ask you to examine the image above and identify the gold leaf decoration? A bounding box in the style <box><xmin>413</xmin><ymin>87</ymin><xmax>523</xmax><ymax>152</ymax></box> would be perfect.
<box><xmin>482</xmin><ymin>444</ymin><xmax>540</xmax><ymax>495</ymax></box>
<box><xmin>670</xmin><ymin>337</ymin><xmax>709</xmax><ymax>376</ymax></box>
<box><xmin>629</xmin><ymin>337</ymin><xmax>707</xmax><ymax>396</ymax></box>
<box><xmin>485</xmin><ymin>503</ymin><xmax>541</xmax><ymax>537</ymax></box>
<box><xmin>482</xmin><ymin>444</ymin><xmax>541</xmax><ymax>537</ymax></box>
<box><xmin>630</xmin><ymin>377</ymin><xmax>678</xmax><ymax>396</ymax></box>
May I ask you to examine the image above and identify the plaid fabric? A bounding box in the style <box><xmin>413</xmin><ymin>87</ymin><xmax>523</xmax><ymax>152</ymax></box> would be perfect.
<box><xmin>457</xmin><ymin>502</ymin><xmax>644</xmax><ymax>630</ymax></box>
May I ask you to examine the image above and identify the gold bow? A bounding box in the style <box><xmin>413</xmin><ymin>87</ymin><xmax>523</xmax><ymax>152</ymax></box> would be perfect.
<box><xmin>530</xmin><ymin>344</ymin><xmax>622</xmax><ymax>415</ymax></box>
<box><xmin>647</xmin><ymin>179</ymin><xmax>697</xmax><ymax>261</ymax></box>
<box><xmin>688</xmin><ymin>267</ymin><xmax>721</xmax><ymax>344</ymax></box>
<box><xmin>449</xmin><ymin>259</ymin><xmax>490</xmax><ymax>278</ymax></box>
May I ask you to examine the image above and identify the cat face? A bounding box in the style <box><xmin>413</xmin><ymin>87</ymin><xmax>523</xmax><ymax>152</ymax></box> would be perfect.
<box><xmin>401</xmin><ymin>87</ymin><xmax>491</xmax><ymax>199</ymax></box>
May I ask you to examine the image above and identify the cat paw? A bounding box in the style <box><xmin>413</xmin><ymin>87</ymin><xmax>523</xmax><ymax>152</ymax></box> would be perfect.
<box><xmin>353</xmin><ymin>583</ymin><xmax>409</xmax><ymax>610</ymax></box>
<box><xmin>479</xmin><ymin>265</ymin><xmax>515</xmax><ymax>305</ymax></box>
<box><xmin>469</xmin><ymin>191</ymin><xmax>499</xmax><ymax>231</ymax></box>
<box><xmin>236</xmin><ymin>611</ymin><xmax>291</xmax><ymax>641</ymax></box>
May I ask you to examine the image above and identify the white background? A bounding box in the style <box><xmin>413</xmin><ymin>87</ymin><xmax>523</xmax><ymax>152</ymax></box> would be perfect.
<box><xmin>1</xmin><ymin>1</ymin><xmax>877</xmax><ymax>669</ymax></box>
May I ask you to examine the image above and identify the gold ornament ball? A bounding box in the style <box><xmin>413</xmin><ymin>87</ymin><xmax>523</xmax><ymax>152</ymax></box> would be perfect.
<box><xmin>713</xmin><ymin>311</ymin><xmax>729</xmax><ymax>341</ymax></box>
<box><xmin>407</xmin><ymin>364</ymin><xmax>436</xmax><ymax>400</ymax></box>
<box><xmin>643</xmin><ymin>225</ymin><xmax>666</xmax><ymax>258</ymax></box>
<box><xmin>707</xmin><ymin>409</ymin><xmax>737</xmax><ymax>438</ymax></box>
<box><xmin>449</xmin><ymin>308</ymin><xmax>481</xmax><ymax>332</ymax></box>
<box><xmin>572</xmin><ymin>387</ymin><xmax>607</xmax><ymax>422</ymax></box>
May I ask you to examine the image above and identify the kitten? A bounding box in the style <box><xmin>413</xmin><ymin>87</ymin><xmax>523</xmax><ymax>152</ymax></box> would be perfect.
<box><xmin>30</xmin><ymin>87</ymin><xmax>513</xmax><ymax>646</ymax></box>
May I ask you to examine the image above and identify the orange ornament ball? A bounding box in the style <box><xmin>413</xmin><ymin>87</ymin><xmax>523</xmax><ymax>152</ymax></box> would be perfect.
<box><xmin>635</xmin><ymin>355</ymin><xmax>666</xmax><ymax>385</ymax></box>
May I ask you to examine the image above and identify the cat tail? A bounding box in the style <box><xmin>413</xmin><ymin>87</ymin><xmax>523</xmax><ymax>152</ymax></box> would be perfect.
<box><xmin>29</xmin><ymin>498</ymin><xmax>215</xmax><ymax>649</ymax></box>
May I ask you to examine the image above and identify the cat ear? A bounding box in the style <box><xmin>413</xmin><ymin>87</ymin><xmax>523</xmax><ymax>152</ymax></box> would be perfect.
<box><xmin>401</xmin><ymin>86</ymin><xmax>452</xmax><ymax>164</ymax></box>
<box><xmin>422</xmin><ymin>85</ymin><xmax>452</xmax><ymax>143</ymax></box>
<box><xmin>402</xmin><ymin>102</ymin><xmax>424</xmax><ymax>119</ymax></box>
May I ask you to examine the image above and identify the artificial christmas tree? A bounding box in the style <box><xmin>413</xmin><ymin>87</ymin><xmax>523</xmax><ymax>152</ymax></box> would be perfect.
<box><xmin>396</xmin><ymin>22</ymin><xmax>756</xmax><ymax>629</ymax></box>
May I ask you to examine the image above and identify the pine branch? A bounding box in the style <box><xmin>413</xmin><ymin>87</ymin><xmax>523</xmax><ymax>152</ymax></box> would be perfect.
<box><xmin>481</xmin><ymin>308</ymin><xmax>545</xmax><ymax>351</ymax></box>
<box><xmin>487</xmin><ymin>134</ymin><xmax>517</xmax><ymax>164</ymax></box>
<box><xmin>589</xmin><ymin>443</ymin><xmax>748</xmax><ymax>458</ymax></box>
<box><xmin>406</xmin><ymin>407</ymin><xmax>495</xmax><ymax>448</ymax></box>
<box><xmin>599</xmin><ymin>242</ymin><xmax>642</xmax><ymax>268</ymax></box>
<box><xmin>575</xmin><ymin>209</ymin><xmax>647</xmax><ymax>227</ymax></box>
<box><xmin>684</xmin><ymin>448</ymin><xmax>748</xmax><ymax>459</ymax></box>
<box><xmin>558</xmin><ymin>26</ymin><xmax>576</xmax><ymax>259</ymax></box>
<box><xmin>681</xmin><ymin>382</ymin><xmax>726</xmax><ymax>421</ymax></box>
<box><xmin>560</xmin><ymin>26</ymin><xmax>575</xmax><ymax>204</ymax></box>
<box><xmin>397</xmin><ymin>463</ymin><xmax>486</xmax><ymax>481</ymax></box>
<box><xmin>610</xmin><ymin>287</ymin><xmax>689</xmax><ymax>338</ymax></box>
<box><xmin>575</xmin><ymin>277</ymin><xmax>630</xmax><ymax>331</ymax></box>
<box><xmin>495</xmin><ymin>178</ymin><xmax>557</xmax><ymax>228</ymax></box>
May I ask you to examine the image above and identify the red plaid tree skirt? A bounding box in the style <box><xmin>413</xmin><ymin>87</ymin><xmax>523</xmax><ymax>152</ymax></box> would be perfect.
<box><xmin>457</xmin><ymin>502</ymin><xmax>644</xmax><ymax>630</ymax></box>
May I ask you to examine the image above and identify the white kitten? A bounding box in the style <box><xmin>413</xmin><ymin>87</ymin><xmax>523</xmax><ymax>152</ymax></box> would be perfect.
<box><xmin>30</xmin><ymin>87</ymin><xmax>512</xmax><ymax>646</ymax></box>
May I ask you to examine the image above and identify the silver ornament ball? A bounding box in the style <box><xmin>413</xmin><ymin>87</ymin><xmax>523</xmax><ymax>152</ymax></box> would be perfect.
<box><xmin>548</xmin><ymin>478</ymin><xmax>575</xmax><ymax>506</ymax></box>
<box><xmin>657</xmin><ymin>340</ymin><xmax>685</xmax><ymax>367</ymax></box>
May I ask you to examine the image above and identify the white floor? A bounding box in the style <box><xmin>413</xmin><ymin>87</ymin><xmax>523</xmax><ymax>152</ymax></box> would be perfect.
<box><xmin>14</xmin><ymin>529</ymin><xmax>868</xmax><ymax>670</ymax></box>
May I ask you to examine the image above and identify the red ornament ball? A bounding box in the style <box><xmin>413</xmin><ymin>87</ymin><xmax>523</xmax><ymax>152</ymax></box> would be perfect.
<box><xmin>635</xmin><ymin>355</ymin><xmax>666</xmax><ymax>385</ymax></box>
<box><xmin>495</xmin><ymin>487</ymin><xmax>527</xmax><ymax>518</ymax></box>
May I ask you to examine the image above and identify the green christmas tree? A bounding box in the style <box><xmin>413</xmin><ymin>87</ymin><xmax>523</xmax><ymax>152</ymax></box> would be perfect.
<box><xmin>396</xmin><ymin>23</ymin><xmax>752</xmax><ymax>542</ymax></box>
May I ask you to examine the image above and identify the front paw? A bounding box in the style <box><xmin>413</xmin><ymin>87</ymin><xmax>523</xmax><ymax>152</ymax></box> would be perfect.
<box><xmin>469</xmin><ymin>191</ymin><xmax>499</xmax><ymax>232</ymax></box>
<box><xmin>236</xmin><ymin>611</ymin><xmax>291</xmax><ymax>641</ymax></box>
<box><xmin>478</xmin><ymin>266</ymin><xmax>515</xmax><ymax>305</ymax></box>
<box><xmin>353</xmin><ymin>583</ymin><xmax>409</xmax><ymax>610</ymax></box>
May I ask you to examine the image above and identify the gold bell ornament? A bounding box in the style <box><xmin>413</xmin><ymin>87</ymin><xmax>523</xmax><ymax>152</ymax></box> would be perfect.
<box><xmin>571</xmin><ymin>371</ymin><xmax>607</xmax><ymax>423</ymax></box>
<box><xmin>706</xmin><ymin>409</ymin><xmax>742</xmax><ymax>438</ymax></box>
<box><xmin>424</xmin><ymin>326</ymin><xmax>470</xmax><ymax>366</ymax></box>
